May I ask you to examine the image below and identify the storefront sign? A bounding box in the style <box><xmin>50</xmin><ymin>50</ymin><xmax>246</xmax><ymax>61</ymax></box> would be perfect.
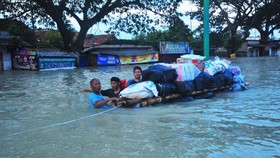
<box><xmin>97</xmin><ymin>54</ymin><xmax>120</xmax><ymax>65</ymax></box>
<box><xmin>160</xmin><ymin>42</ymin><xmax>191</xmax><ymax>54</ymax></box>
<box><xmin>120</xmin><ymin>53</ymin><xmax>158</xmax><ymax>64</ymax></box>
<box><xmin>13</xmin><ymin>49</ymin><xmax>38</xmax><ymax>70</ymax></box>
<box><xmin>38</xmin><ymin>57</ymin><xmax>76</xmax><ymax>70</ymax></box>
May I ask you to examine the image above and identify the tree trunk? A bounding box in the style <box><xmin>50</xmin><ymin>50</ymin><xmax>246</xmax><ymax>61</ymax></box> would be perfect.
<box><xmin>72</xmin><ymin>26</ymin><xmax>90</xmax><ymax>52</ymax></box>
<box><xmin>57</xmin><ymin>25</ymin><xmax>73</xmax><ymax>51</ymax></box>
<box><xmin>259</xmin><ymin>31</ymin><xmax>270</xmax><ymax>56</ymax></box>
<box><xmin>226</xmin><ymin>28</ymin><xmax>238</xmax><ymax>56</ymax></box>
<box><xmin>55</xmin><ymin>19</ymin><xmax>73</xmax><ymax>51</ymax></box>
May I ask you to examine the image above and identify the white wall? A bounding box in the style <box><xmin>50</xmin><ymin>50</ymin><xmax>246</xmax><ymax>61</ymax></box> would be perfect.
<box><xmin>0</xmin><ymin>45</ymin><xmax>12</xmax><ymax>70</ymax></box>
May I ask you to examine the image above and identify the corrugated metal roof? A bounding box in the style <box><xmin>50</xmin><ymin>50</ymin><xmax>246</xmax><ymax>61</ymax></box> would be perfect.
<box><xmin>93</xmin><ymin>44</ymin><xmax>153</xmax><ymax>49</ymax></box>
<box><xmin>90</xmin><ymin>50</ymin><xmax>157</xmax><ymax>56</ymax></box>
<box><xmin>86</xmin><ymin>44</ymin><xmax>157</xmax><ymax>56</ymax></box>
<box><xmin>0</xmin><ymin>32</ymin><xmax>31</xmax><ymax>46</ymax></box>
<box><xmin>246</xmin><ymin>36</ymin><xmax>261</xmax><ymax>41</ymax></box>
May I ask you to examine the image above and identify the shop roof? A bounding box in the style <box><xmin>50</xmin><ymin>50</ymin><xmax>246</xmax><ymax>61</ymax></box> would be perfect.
<box><xmin>0</xmin><ymin>31</ymin><xmax>31</xmax><ymax>46</ymax></box>
<box><xmin>84</xmin><ymin>44</ymin><xmax>156</xmax><ymax>56</ymax></box>
<box><xmin>83</xmin><ymin>34</ymin><xmax>117</xmax><ymax>47</ymax></box>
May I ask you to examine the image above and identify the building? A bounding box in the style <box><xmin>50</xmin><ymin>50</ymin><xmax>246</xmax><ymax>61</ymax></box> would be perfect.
<box><xmin>83</xmin><ymin>44</ymin><xmax>158</xmax><ymax>66</ymax></box>
<box><xmin>0</xmin><ymin>31</ymin><xmax>31</xmax><ymax>71</ymax></box>
<box><xmin>83</xmin><ymin>34</ymin><xmax>117</xmax><ymax>47</ymax></box>
<box><xmin>246</xmin><ymin>36</ymin><xmax>262</xmax><ymax>57</ymax></box>
<box><xmin>268</xmin><ymin>40</ymin><xmax>280</xmax><ymax>56</ymax></box>
<box><xmin>12</xmin><ymin>48</ymin><xmax>79</xmax><ymax>71</ymax></box>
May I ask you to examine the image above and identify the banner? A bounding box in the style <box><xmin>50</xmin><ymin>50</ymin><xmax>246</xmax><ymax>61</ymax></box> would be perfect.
<box><xmin>97</xmin><ymin>54</ymin><xmax>120</xmax><ymax>65</ymax></box>
<box><xmin>120</xmin><ymin>53</ymin><xmax>158</xmax><ymax>64</ymax></box>
<box><xmin>13</xmin><ymin>54</ymin><xmax>38</xmax><ymax>70</ymax></box>
<box><xmin>38</xmin><ymin>57</ymin><xmax>76</xmax><ymax>70</ymax></box>
<box><xmin>160</xmin><ymin>42</ymin><xmax>191</xmax><ymax>54</ymax></box>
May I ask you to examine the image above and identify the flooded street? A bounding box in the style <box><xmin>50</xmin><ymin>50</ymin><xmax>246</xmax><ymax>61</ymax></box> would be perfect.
<box><xmin>0</xmin><ymin>57</ymin><xmax>280</xmax><ymax>158</ymax></box>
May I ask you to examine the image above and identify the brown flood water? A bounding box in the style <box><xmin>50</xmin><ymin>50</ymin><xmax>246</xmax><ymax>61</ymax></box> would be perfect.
<box><xmin>0</xmin><ymin>56</ymin><xmax>279</xmax><ymax>158</ymax></box>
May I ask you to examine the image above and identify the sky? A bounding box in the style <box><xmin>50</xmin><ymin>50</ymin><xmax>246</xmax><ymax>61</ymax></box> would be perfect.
<box><xmin>70</xmin><ymin>1</ymin><xmax>201</xmax><ymax>40</ymax></box>
<box><xmin>69</xmin><ymin>0</ymin><xmax>279</xmax><ymax>40</ymax></box>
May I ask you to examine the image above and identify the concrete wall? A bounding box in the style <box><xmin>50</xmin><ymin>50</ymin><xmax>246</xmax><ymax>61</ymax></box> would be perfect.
<box><xmin>0</xmin><ymin>45</ymin><xmax>12</xmax><ymax>70</ymax></box>
<box><xmin>269</xmin><ymin>47</ymin><xmax>280</xmax><ymax>56</ymax></box>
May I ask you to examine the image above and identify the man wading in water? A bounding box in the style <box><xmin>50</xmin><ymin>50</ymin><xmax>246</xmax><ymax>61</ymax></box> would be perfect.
<box><xmin>87</xmin><ymin>78</ymin><xmax>119</xmax><ymax>109</ymax></box>
<box><xmin>127</xmin><ymin>66</ymin><xmax>143</xmax><ymax>86</ymax></box>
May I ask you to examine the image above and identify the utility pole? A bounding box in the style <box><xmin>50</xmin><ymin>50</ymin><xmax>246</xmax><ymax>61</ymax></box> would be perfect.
<box><xmin>203</xmin><ymin>0</ymin><xmax>210</xmax><ymax>60</ymax></box>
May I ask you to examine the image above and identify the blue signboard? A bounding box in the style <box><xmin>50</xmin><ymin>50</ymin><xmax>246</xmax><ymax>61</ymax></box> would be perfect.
<box><xmin>38</xmin><ymin>57</ymin><xmax>76</xmax><ymax>70</ymax></box>
<box><xmin>97</xmin><ymin>54</ymin><xmax>120</xmax><ymax>65</ymax></box>
<box><xmin>160</xmin><ymin>42</ymin><xmax>191</xmax><ymax>54</ymax></box>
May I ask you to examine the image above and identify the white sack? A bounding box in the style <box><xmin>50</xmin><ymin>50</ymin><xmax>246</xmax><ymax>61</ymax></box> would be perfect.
<box><xmin>120</xmin><ymin>81</ymin><xmax>158</xmax><ymax>99</ymax></box>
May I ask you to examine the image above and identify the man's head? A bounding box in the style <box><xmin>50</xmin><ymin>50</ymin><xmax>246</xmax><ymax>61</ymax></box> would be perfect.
<box><xmin>110</xmin><ymin>77</ymin><xmax>121</xmax><ymax>90</ymax></box>
<box><xmin>133</xmin><ymin>66</ymin><xmax>142</xmax><ymax>80</ymax></box>
<box><xmin>90</xmin><ymin>78</ymin><xmax>101</xmax><ymax>93</ymax></box>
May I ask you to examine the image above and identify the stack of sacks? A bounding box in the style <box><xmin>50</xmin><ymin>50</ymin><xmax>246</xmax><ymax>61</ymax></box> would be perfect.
<box><xmin>156</xmin><ymin>63</ymin><xmax>201</xmax><ymax>81</ymax></box>
<box><xmin>142</xmin><ymin>64</ymin><xmax>178</xmax><ymax>98</ymax></box>
<box><xmin>147</xmin><ymin>63</ymin><xmax>201</xmax><ymax>98</ymax></box>
<box><xmin>202</xmin><ymin>56</ymin><xmax>247</xmax><ymax>91</ymax></box>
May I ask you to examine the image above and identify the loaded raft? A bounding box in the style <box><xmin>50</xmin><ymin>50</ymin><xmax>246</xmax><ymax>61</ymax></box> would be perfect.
<box><xmin>116</xmin><ymin>55</ymin><xmax>248</xmax><ymax>108</ymax></box>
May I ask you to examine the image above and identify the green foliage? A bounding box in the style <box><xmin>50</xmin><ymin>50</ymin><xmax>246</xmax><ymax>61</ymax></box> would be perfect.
<box><xmin>45</xmin><ymin>30</ymin><xmax>64</xmax><ymax>49</ymax></box>
<box><xmin>133</xmin><ymin>17</ymin><xmax>194</xmax><ymax>49</ymax></box>
<box><xmin>209</xmin><ymin>31</ymin><xmax>227</xmax><ymax>48</ymax></box>
<box><xmin>1</xmin><ymin>0</ymin><xmax>183</xmax><ymax>52</ymax></box>
<box><xmin>168</xmin><ymin>17</ymin><xmax>194</xmax><ymax>43</ymax></box>
<box><xmin>224</xmin><ymin>34</ymin><xmax>243</xmax><ymax>54</ymax></box>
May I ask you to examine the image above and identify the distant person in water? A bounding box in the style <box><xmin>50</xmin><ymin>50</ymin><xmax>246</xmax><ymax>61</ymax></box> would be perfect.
<box><xmin>88</xmin><ymin>78</ymin><xmax>119</xmax><ymax>109</ymax></box>
<box><xmin>127</xmin><ymin>66</ymin><xmax>143</xmax><ymax>86</ymax></box>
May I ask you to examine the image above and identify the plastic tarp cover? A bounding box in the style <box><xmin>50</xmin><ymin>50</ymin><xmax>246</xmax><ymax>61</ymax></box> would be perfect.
<box><xmin>119</xmin><ymin>81</ymin><xmax>158</xmax><ymax>99</ymax></box>
<box><xmin>142</xmin><ymin>64</ymin><xmax>178</xmax><ymax>83</ymax></box>
<box><xmin>204</xmin><ymin>59</ymin><xmax>230</xmax><ymax>76</ymax></box>
<box><xmin>156</xmin><ymin>63</ymin><xmax>201</xmax><ymax>81</ymax></box>
<box><xmin>155</xmin><ymin>82</ymin><xmax>177</xmax><ymax>97</ymax></box>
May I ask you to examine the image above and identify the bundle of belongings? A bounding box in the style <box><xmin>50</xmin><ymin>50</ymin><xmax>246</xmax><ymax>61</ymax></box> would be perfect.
<box><xmin>119</xmin><ymin>56</ymin><xmax>248</xmax><ymax>106</ymax></box>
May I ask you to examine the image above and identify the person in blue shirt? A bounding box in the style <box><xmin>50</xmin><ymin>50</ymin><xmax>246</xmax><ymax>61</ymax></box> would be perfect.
<box><xmin>127</xmin><ymin>66</ymin><xmax>143</xmax><ymax>86</ymax></box>
<box><xmin>88</xmin><ymin>78</ymin><xmax>119</xmax><ymax>109</ymax></box>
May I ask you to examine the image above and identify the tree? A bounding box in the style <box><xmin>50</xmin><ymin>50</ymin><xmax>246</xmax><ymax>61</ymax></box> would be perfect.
<box><xmin>168</xmin><ymin>16</ymin><xmax>194</xmax><ymax>43</ymax></box>
<box><xmin>139</xmin><ymin>30</ymin><xmax>170</xmax><ymax>46</ymax></box>
<box><xmin>242</xmin><ymin>0</ymin><xmax>280</xmax><ymax>55</ymax></box>
<box><xmin>1</xmin><ymin>0</ymin><xmax>183</xmax><ymax>52</ymax></box>
<box><xmin>188</xmin><ymin>0</ymin><xmax>280</xmax><ymax>55</ymax></box>
<box><xmin>134</xmin><ymin>17</ymin><xmax>194</xmax><ymax>48</ymax></box>
<box><xmin>189</xmin><ymin>0</ymin><xmax>256</xmax><ymax>54</ymax></box>
<box><xmin>46</xmin><ymin>30</ymin><xmax>64</xmax><ymax>49</ymax></box>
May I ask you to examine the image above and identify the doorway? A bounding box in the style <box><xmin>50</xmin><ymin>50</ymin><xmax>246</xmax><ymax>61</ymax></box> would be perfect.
<box><xmin>0</xmin><ymin>52</ymin><xmax>3</xmax><ymax>71</ymax></box>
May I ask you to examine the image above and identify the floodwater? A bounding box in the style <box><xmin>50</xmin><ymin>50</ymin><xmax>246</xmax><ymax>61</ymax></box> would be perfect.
<box><xmin>0</xmin><ymin>57</ymin><xmax>279</xmax><ymax>158</ymax></box>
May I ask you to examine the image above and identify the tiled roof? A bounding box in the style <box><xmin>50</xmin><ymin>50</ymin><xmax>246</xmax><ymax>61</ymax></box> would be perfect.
<box><xmin>83</xmin><ymin>34</ymin><xmax>117</xmax><ymax>47</ymax></box>
<box><xmin>35</xmin><ymin>30</ymin><xmax>48</xmax><ymax>42</ymax></box>
<box><xmin>35</xmin><ymin>30</ymin><xmax>117</xmax><ymax>47</ymax></box>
